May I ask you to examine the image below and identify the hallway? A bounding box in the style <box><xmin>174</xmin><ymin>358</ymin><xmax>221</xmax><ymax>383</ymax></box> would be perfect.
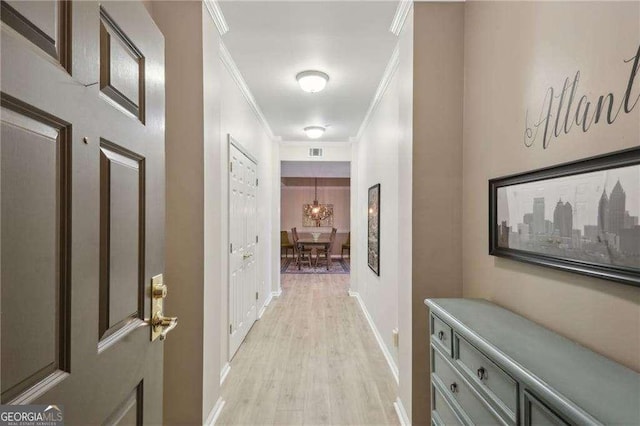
<box><xmin>217</xmin><ymin>274</ymin><xmax>399</xmax><ymax>425</ymax></box>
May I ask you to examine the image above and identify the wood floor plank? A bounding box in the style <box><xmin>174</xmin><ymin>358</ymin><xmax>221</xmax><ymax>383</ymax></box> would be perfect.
<box><xmin>217</xmin><ymin>273</ymin><xmax>398</xmax><ymax>425</ymax></box>
<box><xmin>273</xmin><ymin>409</ymin><xmax>304</xmax><ymax>425</ymax></box>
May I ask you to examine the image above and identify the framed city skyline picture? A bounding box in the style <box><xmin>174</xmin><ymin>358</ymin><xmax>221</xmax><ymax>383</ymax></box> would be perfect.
<box><xmin>489</xmin><ymin>147</ymin><xmax>640</xmax><ymax>287</ymax></box>
<box><xmin>368</xmin><ymin>184</ymin><xmax>380</xmax><ymax>276</ymax></box>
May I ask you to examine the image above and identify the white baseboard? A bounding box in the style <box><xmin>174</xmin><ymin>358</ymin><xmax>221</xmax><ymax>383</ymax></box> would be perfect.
<box><xmin>349</xmin><ymin>291</ymin><xmax>399</xmax><ymax>384</ymax></box>
<box><xmin>220</xmin><ymin>362</ymin><xmax>231</xmax><ymax>386</ymax></box>
<box><xmin>257</xmin><ymin>305</ymin><xmax>267</xmax><ymax>319</ymax></box>
<box><xmin>258</xmin><ymin>291</ymin><xmax>273</xmax><ymax>320</ymax></box>
<box><xmin>204</xmin><ymin>397</ymin><xmax>226</xmax><ymax>425</ymax></box>
<box><xmin>264</xmin><ymin>291</ymin><xmax>274</xmax><ymax>306</ymax></box>
<box><xmin>393</xmin><ymin>397</ymin><xmax>410</xmax><ymax>426</ymax></box>
<box><xmin>257</xmin><ymin>285</ymin><xmax>279</xmax><ymax>319</ymax></box>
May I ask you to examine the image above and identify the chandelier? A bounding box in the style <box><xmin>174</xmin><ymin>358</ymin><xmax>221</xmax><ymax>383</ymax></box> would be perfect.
<box><xmin>303</xmin><ymin>178</ymin><xmax>332</xmax><ymax>227</ymax></box>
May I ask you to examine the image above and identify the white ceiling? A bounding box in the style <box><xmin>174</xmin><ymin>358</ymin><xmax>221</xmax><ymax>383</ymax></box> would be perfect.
<box><xmin>219</xmin><ymin>1</ymin><xmax>399</xmax><ymax>142</ymax></box>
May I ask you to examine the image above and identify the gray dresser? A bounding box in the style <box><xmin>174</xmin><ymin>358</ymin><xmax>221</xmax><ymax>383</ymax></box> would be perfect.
<box><xmin>424</xmin><ymin>298</ymin><xmax>640</xmax><ymax>426</ymax></box>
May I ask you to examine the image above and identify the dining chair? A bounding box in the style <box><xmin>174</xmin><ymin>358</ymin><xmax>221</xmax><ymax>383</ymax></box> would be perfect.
<box><xmin>292</xmin><ymin>228</ymin><xmax>312</xmax><ymax>268</ymax></box>
<box><xmin>315</xmin><ymin>228</ymin><xmax>337</xmax><ymax>268</ymax></box>
<box><xmin>292</xmin><ymin>226</ymin><xmax>310</xmax><ymax>251</ymax></box>
<box><xmin>281</xmin><ymin>230</ymin><xmax>294</xmax><ymax>258</ymax></box>
<box><xmin>341</xmin><ymin>232</ymin><xmax>350</xmax><ymax>259</ymax></box>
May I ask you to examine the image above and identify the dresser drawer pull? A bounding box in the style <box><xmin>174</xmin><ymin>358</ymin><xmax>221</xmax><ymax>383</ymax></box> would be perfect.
<box><xmin>477</xmin><ymin>367</ymin><xmax>486</xmax><ymax>380</ymax></box>
<box><xmin>438</xmin><ymin>330</ymin><xmax>445</xmax><ymax>341</ymax></box>
<box><xmin>450</xmin><ymin>383</ymin><xmax>458</xmax><ymax>393</ymax></box>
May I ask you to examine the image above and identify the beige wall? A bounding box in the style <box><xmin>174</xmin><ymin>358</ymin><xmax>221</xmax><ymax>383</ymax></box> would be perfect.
<box><xmin>151</xmin><ymin>2</ymin><xmax>212</xmax><ymax>424</ymax></box>
<box><xmin>151</xmin><ymin>2</ymin><xmax>278</xmax><ymax>423</ymax></box>
<box><xmin>397</xmin><ymin>5</ymin><xmax>414</xmax><ymax>421</ymax></box>
<box><xmin>202</xmin><ymin>6</ymin><xmax>223</xmax><ymax>422</ymax></box>
<box><xmin>151</xmin><ymin>2</ymin><xmax>639</xmax><ymax>426</ymax></box>
<box><xmin>462</xmin><ymin>1</ymin><xmax>640</xmax><ymax>372</ymax></box>
<box><xmin>412</xmin><ymin>3</ymin><xmax>465</xmax><ymax>425</ymax></box>
<box><xmin>281</xmin><ymin>184</ymin><xmax>350</xmax><ymax>232</ymax></box>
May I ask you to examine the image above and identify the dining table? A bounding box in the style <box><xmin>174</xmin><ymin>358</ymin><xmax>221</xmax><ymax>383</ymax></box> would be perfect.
<box><xmin>295</xmin><ymin>236</ymin><xmax>332</xmax><ymax>270</ymax></box>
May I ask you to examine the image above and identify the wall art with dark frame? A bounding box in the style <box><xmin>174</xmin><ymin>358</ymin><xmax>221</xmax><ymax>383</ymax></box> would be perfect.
<box><xmin>368</xmin><ymin>183</ymin><xmax>381</xmax><ymax>276</ymax></box>
<box><xmin>489</xmin><ymin>147</ymin><xmax>639</xmax><ymax>287</ymax></box>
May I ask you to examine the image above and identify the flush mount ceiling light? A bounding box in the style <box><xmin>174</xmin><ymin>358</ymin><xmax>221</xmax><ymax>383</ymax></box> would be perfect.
<box><xmin>296</xmin><ymin>70</ymin><xmax>329</xmax><ymax>93</ymax></box>
<box><xmin>304</xmin><ymin>126</ymin><xmax>325</xmax><ymax>139</ymax></box>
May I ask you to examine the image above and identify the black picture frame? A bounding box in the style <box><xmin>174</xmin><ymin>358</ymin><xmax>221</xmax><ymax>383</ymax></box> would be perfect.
<box><xmin>489</xmin><ymin>147</ymin><xmax>640</xmax><ymax>287</ymax></box>
<box><xmin>368</xmin><ymin>183</ymin><xmax>381</xmax><ymax>276</ymax></box>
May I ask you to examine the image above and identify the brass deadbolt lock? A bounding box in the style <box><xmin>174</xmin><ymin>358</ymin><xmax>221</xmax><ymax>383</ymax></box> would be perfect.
<box><xmin>153</xmin><ymin>283</ymin><xmax>167</xmax><ymax>299</ymax></box>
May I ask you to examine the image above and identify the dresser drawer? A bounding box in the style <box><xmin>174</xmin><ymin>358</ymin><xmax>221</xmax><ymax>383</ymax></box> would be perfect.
<box><xmin>524</xmin><ymin>391</ymin><xmax>568</xmax><ymax>426</ymax></box>
<box><xmin>433</xmin><ymin>348</ymin><xmax>505</xmax><ymax>425</ymax></box>
<box><xmin>432</xmin><ymin>385</ymin><xmax>463</xmax><ymax>426</ymax></box>
<box><xmin>431</xmin><ymin>314</ymin><xmax>453</xmax><ymax>357</ymax></box>
<box><xmin>456</xmin><ymin>333</ymin><xmax>518</xmax><ymax>420</ymax></box>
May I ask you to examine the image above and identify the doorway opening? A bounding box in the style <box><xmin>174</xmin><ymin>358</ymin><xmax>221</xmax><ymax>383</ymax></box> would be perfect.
<box><xmin>280</xmin><ymin>162</ymin><xmax>351</xmax><ymax>275</ymax></box>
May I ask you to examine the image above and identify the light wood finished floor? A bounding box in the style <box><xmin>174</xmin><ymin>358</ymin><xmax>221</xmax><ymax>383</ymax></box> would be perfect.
<box><xmin>217</xmin><ymin>273</ymin><xmax>399</xmax><ymax>425</ymax></box>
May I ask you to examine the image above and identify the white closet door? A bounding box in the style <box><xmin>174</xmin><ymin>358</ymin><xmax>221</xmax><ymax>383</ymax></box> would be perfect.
<box><xmin>228</xmin><ymin>142</ymin><xmax>258</xmax><ymax>358</ymax></box>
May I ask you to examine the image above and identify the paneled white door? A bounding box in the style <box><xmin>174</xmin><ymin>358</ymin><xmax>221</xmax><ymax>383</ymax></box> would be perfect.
<box><xmin>228</xmin><ymin>139</ymin><xmax>258</xmax><ymax>358</ymax></box>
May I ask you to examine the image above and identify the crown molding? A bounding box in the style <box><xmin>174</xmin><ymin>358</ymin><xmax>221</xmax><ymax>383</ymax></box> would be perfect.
<box><xmin>219</xmin><ymin>42</ymin><xmax>277</xmax><ymax>140</ymax></box>
<box><xmin>353</xmin><ymin>45</ymin><xmax>399</xmax><ymax>142</ymax></box>
<box><xmin>389</xmin><ymin>0</ymin><xmax>412</xmax><ymax>36</ymax></box>
<box><xmin>204</xmin><ymin>0</ymin><xmax>229</xmax><ymax>36</ymax></box>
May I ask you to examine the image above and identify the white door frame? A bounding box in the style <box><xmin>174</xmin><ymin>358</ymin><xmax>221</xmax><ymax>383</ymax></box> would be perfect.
<box><xmin>227</xmin><ymin>134</ymin><xmax>259</xmax><ymax>359</ymax></box>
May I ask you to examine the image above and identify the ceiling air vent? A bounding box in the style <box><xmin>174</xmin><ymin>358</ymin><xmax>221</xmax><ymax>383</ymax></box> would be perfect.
<box><xmin>308</xmin><ymin>148</ymin><xmax>323</xmax><ymax>158</ymax></box>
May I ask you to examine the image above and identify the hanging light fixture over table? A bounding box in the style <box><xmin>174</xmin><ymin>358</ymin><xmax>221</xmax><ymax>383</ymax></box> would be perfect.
<box><xmin>304</xmin><ymin>178</ymin><xmax>333</xmax><ymax>227</ymax></box>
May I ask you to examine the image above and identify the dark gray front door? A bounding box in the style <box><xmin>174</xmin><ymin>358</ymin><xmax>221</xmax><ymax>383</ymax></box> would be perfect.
<box><xmin>1</xmin><ymin>1</ymin><xmax>167</xmax><ymax>423</ymax></box>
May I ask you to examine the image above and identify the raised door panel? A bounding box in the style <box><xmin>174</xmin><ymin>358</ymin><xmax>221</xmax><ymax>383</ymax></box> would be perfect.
<box><xmin>103</xmin><ymin>381</ymin><xmax>143</xmax><ymax>426</ymax></box>
<box><xmin>0</xmin><ymin>0</ymin><xmax>71</xmax><ymax>69</ymax></box>
<box><xmin>229</xmin><ymin>146</ymin><xmax>244</xmax><ymax>356</ymax></box>
<box><xmin>109</xmin><ymin>39</ymin><xmax>140</xmax><ymax>106</ymax></box>
<box><xmin>99</xmin><ymin>141</ymin><xmax>144</xmax><ymax>348</ymax></box>
<box><xmin>5</xmin><ymin>0</ymin><xmax>56</xmax><ymax>39</ymax></box>
<box><xmin>99</xmin><ymin>7</ymin><xmax>145</xmax><ymax>122</ymax></box>
<box><xmin>0</xmin><ymin>100</ymin><xmax>70</xmax><ymax>403</ymax></box>
<box><xmin>244</xmin><ymin>160</ymin><xmax>256</xmax><ymax>319</ymax></box>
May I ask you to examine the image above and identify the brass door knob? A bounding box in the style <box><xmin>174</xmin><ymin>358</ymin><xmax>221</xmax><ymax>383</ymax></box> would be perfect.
<box><xmin>151</xmin><ymin>313</ymin><xmax>178</xmax><ymax>341</ymax></box>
